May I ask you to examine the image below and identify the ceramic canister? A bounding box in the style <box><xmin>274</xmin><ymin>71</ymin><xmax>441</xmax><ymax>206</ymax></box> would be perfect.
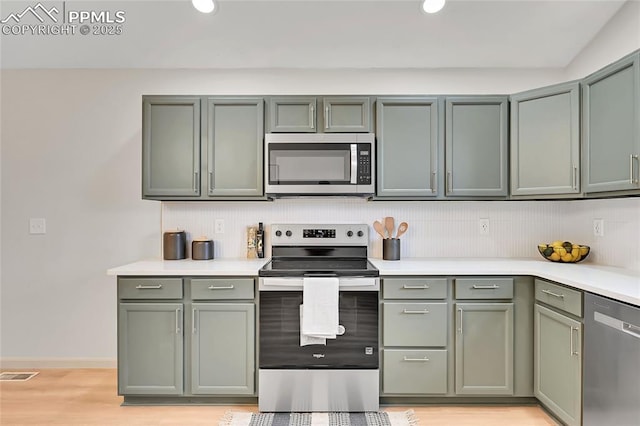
<box><xmin>192</xmin><ymin>237</ymin><xmax>214</xmax><ymax>260</ymax></box>
<box><xmin>163</xmin><ymin>230</ymin><xmax>187</xmax><ymax>260</ymax></box>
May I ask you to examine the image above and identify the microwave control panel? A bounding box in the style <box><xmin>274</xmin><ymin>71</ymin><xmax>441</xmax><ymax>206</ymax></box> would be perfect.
<box><xmin>358</xmin><ymin>143</ymin><xmax>372</xmax><ymax>185</ymax></box>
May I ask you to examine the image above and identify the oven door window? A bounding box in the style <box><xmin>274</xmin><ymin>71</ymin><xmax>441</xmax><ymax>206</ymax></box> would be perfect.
<box><xmin>259</xmin><ymin>291</ymin><xmax>378</xmax><ymax>369</ymax></box>
<box><xmin>268</xmin><ymin>143</ymin><xmax>352</xmax><ymax>185</ymax></box>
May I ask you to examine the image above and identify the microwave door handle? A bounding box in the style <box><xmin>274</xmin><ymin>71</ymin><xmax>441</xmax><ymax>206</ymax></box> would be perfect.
<box><xmin>350</xmin><ymin>144</ymin><xmax>357</xmax><ymax>184</ymax></box>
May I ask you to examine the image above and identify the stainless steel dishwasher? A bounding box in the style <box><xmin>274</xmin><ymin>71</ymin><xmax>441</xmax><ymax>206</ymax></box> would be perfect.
<box><xmin>583</xmin><ymin>293</ymin><xmax>640</xmax><ymax>426</ymax></box>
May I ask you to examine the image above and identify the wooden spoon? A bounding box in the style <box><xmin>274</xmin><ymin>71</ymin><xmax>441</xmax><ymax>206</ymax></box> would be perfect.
<box><xmin>385</xmin><ymin>217</ymin><xmax>395</xmax><ymax>239</ymax></box>
<box><xmin>396</xmin><ymin>222</ymin><xmax>409</xmax><ymax>238</ymax></box>
<box><xmin>373</xmin><ymin>221</ymin><xmax>386</xmax><ymax>239</ymax></box>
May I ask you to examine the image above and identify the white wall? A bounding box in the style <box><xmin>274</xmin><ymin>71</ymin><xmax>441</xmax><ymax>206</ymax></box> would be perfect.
<box><xmin>1</xmin><ymin>0</ymin><xmax>639</xmax><ymax>363</ymax></box>
<box><xmin>565</xmin><ymin>0</ymin><xmax>640</xmax><ymax>79</ymax></box>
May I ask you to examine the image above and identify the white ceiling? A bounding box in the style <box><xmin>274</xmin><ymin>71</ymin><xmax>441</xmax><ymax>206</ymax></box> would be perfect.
<box><xmin>0</xmin><ymin>0</ymin><xmax>630</xmax><ymax>69</ymax></box>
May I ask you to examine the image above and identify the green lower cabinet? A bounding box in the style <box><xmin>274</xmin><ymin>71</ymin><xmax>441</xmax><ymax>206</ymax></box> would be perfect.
<box><xmin>383</xmin><ymin>349</ymin><xmax>447</xmax><ymax>394</ymax></box>
<box><xmin>534</xmin><ymin>304</ymin><xmax>582</xmax><ymax>426</ymax></box>
<box><xmin>191</xmin><ymin>303</ymin><xmax>255</xmax><ymax>395</ymax></box>
<box><xmin>455</xmin><ymin>303</ymin><xmax>514</xmax><ymax>395</ymax></box>
<box><xmin>118</xmin><ymin>302</ymin><xmax>184</xmax><ymax>395</ymax></box>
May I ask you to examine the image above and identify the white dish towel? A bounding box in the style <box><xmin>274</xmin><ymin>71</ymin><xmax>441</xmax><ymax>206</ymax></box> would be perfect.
<box><xmin>300</xmin><ymin>277</ymin><xmax>339</xmax><ymax>346</ymax></box>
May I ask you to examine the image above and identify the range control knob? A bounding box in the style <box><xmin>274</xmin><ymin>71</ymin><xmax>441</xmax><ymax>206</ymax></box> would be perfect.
<box><xmin>347</xmin><ymin>230</ymin><xmax>354</xmax><ymax>237</ymax></box>
<box><xmin>275</xmin><ymin>230</ymin><xmax>282</xmax><ymax>237</ymax></box>
<box><xmin>286</xmin><ymin>230</ymin><xmax>292</xmax><ymax>237</ymax></box>
<box><xmin>357</xmin><ymin>230</ymin><xmax>364</xmax><ymax>237</ymax></box>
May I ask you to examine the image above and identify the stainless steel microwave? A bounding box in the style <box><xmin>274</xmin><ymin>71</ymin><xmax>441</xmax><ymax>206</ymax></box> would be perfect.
<box><xmin>265</xmin><ymin>133</ymin><xmax>375</xmax><ymax>196</ymax></box>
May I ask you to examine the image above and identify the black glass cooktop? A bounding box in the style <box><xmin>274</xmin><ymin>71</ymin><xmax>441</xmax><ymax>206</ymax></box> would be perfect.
<box><xmin>259</xmin><ymin>257</ymin><xmax>379</xmax><ymax>277</ymax></box>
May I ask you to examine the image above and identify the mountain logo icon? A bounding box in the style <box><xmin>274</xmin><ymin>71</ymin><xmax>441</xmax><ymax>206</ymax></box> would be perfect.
<box><xmin>1</xmin><ymin>2</ymin><xmax>60</xmax><ymax>24</ymax></box>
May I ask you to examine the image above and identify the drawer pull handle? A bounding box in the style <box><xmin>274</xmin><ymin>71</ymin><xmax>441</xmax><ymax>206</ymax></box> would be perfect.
<box><xmin>472</xmin><ymin>284</ymin><xmax>499</xmax><ymax>290</ymax></box>
<box><xmin>208</xmin><ymin>285</ymin><xmax>235</xmax><ymax>290</ymax></box>
<box><xmin>541</xmin><ymin>289</ymin><xmax>564</xmax><ymax>299</ymax></box>
<box><xmin>136</xmin><ymin>284</ymin><xmax>163</xmax><ymax>290</ymax></box>
<box><xmin>403</xmin><ymin>356</ymin><xmax>430</xmax><ymax>362</ymax></box>
<box><xmin>403</xmin><ymin>284</ymin><xmax>430</xmax><ymax>289</ymax></box>
<box><xmin>175</xmin><ymin>308</ymin><xmax>181</xmax><ymax>334</ymax></box>
<box><xmin>458</xmin><ymin>308</ymin><xmax>463</xmax><ymax>334</ymax></box>
<box><xmin>403</xmin><ymin>309</ymin><xmax>429</xmax><ymax>314</ymax></box>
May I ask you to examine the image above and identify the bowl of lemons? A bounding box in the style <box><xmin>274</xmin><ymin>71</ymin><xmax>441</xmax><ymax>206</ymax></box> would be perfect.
<box><xmin>538</xmin><ymin>241</ymin><xmax>590</xmax><ymax>263</ymax></box>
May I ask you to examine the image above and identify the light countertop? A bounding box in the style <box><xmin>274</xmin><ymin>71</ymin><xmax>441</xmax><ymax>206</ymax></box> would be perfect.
<box><xmin>107</xmin><ymin>258</ymin><xmax>269</xmax><ymax>276</ymax></box>
<box><xmin>108</xmin><ymin>257</ymin><xmax>639</xmax><ymax>306</ymax></box>
<box><xmin>369</xmin><ymin>258</ymin><xmax>640</xmax><ymax>307</ymax></box>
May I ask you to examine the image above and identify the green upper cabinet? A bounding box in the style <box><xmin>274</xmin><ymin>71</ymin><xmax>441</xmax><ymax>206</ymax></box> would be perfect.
<box><xmin>376</xmin><ymin>97</ymin><xmax>441</xmax><ymax>198</ymax></box>
<box><xmin>445</xmin><ymin>96</ymin><xmax>508</xmax><ymax>197</ymax></box>
<box><xmin>142</xmin><ymin>96</ymin><xmax>201</xmax><ymax>198</ymax></box>
<box><xmin>582</xmin><ymin>51</ymin><xmax>640</xmax><ymax>194</ymax></box>
<box><xmin>142</xmin><ymin>96</ymin><xmax>265</xmax><ymax>200</ymax></box>
<box><xmin>510</xmin><ymin>82</ymin><xmax>581</xmax><ymax>197</ymax></box>
<box><xmin>205</xmin><ymin>98</ymin><xmax>264</xmax><ymax>197</ymax></box>
<box><xmin>268</xmin><ymin>96</ymin><xmax>317</xmax><ymax>132</ymax></box>
<box><xmin>268</xmin><ymin>96</ymin><xmax>371</xmax><ymax>133</ymax></box>
<box><xmin>322</xmin><ymin>97</ymin><xmax>371</xmax><ymax>132</ymax></box>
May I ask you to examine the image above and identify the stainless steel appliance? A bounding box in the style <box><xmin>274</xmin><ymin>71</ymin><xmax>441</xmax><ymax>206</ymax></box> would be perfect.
<box><xmin>265</xmin><ymin>133</ymin><xmax>375</xmax><ymax>196</ymax></box>
<box><xmin>583</xmin><ymin>293</ymin><xmax>640</xmax><ymax>426</ymax></box>
<box><xmin>258</xmin><ymin>223</ymin><xmax>379</xmax><ymax>412</ymax></box>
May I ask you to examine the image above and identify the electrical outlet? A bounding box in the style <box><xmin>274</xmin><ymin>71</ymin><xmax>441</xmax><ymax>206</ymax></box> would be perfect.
<box><xmin>215</xmin><ymin>219</ymin><xmax>225</xmax><ymax>234</ymax></box>
<box><xmin>29</xmin><ymin>218</ymin><xmax>46</xmax><ymax>234</ymax></box>
<box><xmin>479</xmin><ymin>218</ymin><xmax>490</xmax><ymax>236</ymax></box>
<box><xmin>593</xmin><ymin>219</ymin><xmax>604</xmax><ymax>237</ymax></box>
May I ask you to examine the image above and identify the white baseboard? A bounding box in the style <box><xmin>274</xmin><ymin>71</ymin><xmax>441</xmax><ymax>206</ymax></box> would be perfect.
<box><xmin>0</xmin><ymin>358</ymin><xmax>117</xmax><ymax>369</ymax></box>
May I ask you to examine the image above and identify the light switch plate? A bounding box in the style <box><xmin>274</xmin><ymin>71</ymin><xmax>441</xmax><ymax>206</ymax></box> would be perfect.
<box><xmin>29</xmin><ymin>218</ymin><xmax>46</xmax><ymax>234</ymax></box>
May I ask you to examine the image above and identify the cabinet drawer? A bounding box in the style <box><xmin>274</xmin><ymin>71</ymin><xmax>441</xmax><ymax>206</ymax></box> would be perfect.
<box><xmin>455</xmin><ymin>278</ymin><xmax>513</xmax><ymax>299</ymax></box>
<box><xmin>535</xmin><ymin>279</ymin><xmax>582</xmax><ymax>317</ymax></box>
<box><xmin>118</xmin><ymin>278</ymin><xmax>183</xmax><ymax>299</ymax></box>
<box><xmin>190</xmin><ymin>278</ymin><xmax>254</xmax><ymax>300</ymax></box>
<box><xmin>383</xmin><ymin>278</ymin><xmax>447</xmax><ymax>299</ymax></box>
<box><xmin>383</xmin><ymin>302</ymin><xmax>447</xmax><ymax>347</ymax></box>
<box><xmin>382</xmin><ymin>349</ymin><xmax>447</xmax><ymax>394</ymax></box>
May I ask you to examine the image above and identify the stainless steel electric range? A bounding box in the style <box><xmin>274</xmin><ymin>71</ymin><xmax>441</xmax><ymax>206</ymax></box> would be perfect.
<box><xmin>258</xmin><ymin>223</ymin><xmax>380</xmax><ymax>412</ymax></box>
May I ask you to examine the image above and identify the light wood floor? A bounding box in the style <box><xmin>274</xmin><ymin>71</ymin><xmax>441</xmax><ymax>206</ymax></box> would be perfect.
<box><xmin>0</xmin><ymin>369</ymin><xmax>558</xmax><ymax>425</ymax></box>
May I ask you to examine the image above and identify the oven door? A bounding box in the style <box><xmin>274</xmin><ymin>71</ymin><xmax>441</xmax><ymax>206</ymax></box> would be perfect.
<box><xmin>259</xmin><ymin>291</ymin><xmax>379</xmax><ymax>369</ymax></box>
<box><xmin>264</xmin><ymin>133</ymin><xmax>374</xmax><ymax>195</ymax></box>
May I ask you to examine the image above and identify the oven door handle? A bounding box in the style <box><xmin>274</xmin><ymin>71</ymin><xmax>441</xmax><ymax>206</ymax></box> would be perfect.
<box><xmin>303</xmin><ymin>273</ymin><xmax>338</xmax><ymax>277</ymax></box>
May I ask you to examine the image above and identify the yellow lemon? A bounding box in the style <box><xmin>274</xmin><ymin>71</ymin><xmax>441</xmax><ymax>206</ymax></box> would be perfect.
<box><xmin>551</xmin><ymin>240</ymin><xmax>563</xmax><ymax>248</ymax></box>
<box><xmin>549</xmin><ymin>252</ymin><xmax>561</xmax><ymax>261</ymax></box>
<box><xmin>579</xmin><ymin>246</ymin><xmax>589</xmax><ymax>256</ymax></box>
<box><xmin>555</xmin><ymin>247</ymin><xmax>567</xmax><ymax>257</ymax></box>
<box><xmin>571</xmin><ymin>248</ymin><xmax>580</xmax><ymax>258</ymax></box>
<box><xmin>561</xmin><ymin>253</ymin><xmax>573</xmax><ymax>262</ymax></box>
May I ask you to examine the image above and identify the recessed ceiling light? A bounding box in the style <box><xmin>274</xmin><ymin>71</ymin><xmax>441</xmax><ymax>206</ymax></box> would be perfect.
<box><xmin>422</xmin><ymin>0</ymin><xmax>446</xmax><ymax>14</ymax></box>
<box><xmin>192</xmin><ymin>0</ymin><xmax>216</xmax><ymax>14</ymax></box>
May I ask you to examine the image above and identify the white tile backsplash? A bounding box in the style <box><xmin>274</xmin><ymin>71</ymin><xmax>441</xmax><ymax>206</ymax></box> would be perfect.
<box><xmin>161</xmin><ymin>197</ymin><xmax>638</xmax><ymax>271</ymax></box>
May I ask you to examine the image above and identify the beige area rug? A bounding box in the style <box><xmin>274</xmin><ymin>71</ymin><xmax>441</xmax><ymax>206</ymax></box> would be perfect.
<box><xmin>220</xmin><ymin>410</ymin><xmax>418</xmax><ymax>426</ymax></box>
